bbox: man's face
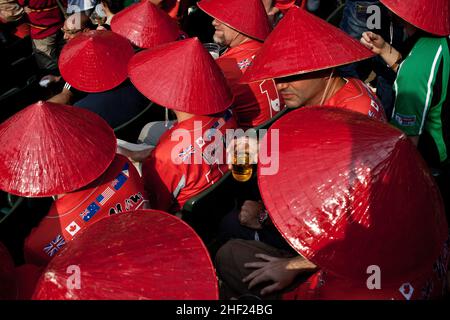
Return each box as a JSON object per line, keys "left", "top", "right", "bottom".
{"left": 212, "top": 19, "right": 240, "bottom": 47}
{"left": 62, "top": 15, "right": 87, "bottom": 41}
{"left": 275, "top": 71, "right": 330, "bottom": 108}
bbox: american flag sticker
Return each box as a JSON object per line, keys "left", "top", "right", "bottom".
{"left": 43, "top": 234, "right": 66, "bottom": 257}
{"left": 96, "top": 187, "right": 115, "bottom": 206}
{"left": 65, "top": 221, "right": 81, "bottom": 237}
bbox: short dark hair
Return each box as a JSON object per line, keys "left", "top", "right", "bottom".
{"left": 102, "top": 0, "right": 125, "bottom": 14}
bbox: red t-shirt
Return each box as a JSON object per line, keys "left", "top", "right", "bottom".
{"left": 217, "top": 39, "right": 284, "bottom": 129}
{"left": 324, "top": 78, "right": 386, "bottom": 121}
{"left": 17, "top": 0, "right": 65, "bottom": 39}
{"left": 283, "top": 237, "right": 449, "bottom": 300}
{"left": 142, "top": 111, "right": 237, "bottom": 212}
{"left": 24, "top": 154, "right": 148, "bottom": 266}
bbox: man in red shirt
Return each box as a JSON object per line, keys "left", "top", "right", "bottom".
{"left": 0, "top": 101, "right": 148, "bottom": 266}
{"left": 198, "top": 0, "right": 283, "bottom": 129}
{"left": 17, "top": 0, "right": 65, "bottom": 72}
{"left": 128, "top": 38, "right": 237, "bottom": 213}
{"left": 241, "top": 6, "right": 385, "bottom": 121}
{"left": 219, "top": 6, "right": 387, "bottom": 250}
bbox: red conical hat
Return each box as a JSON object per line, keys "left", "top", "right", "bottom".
{"left": 381, "top": 0, "right": 450, "bottom": 36}
{"left": 111, "top": 1, "right": 181, "bottom": 49}
{"left": 198, "top": 0, "right": 271, "bottom": 41}
{"left": 241, "top": 6, "right": 375, "bottom": 83}
{"left": 128, "top": 37, "right": 233, "bottom": 115}
{"left": 0, "top": 101, "right": 116, "bottom": 197}
{"left": 258, "top": 107, "right": 448, "bottom": 283}
{"left": 33, "top": 210, "right": 218, "bottom": 300}
{"left": 58, "top": 30, "right": 134, "bottom": 93}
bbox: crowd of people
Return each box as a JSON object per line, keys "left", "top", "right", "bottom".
{"left": 0, "top": 0, "right": 449, "bottom": 300}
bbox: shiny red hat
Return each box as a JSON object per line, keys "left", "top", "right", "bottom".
{"left": 241, "top": 6, "right": 375, "bottom": 83}
{"left": 0, "top": 242, "right": 16, "bottom": 300}
{"left": 198, "top": 0, "right": 271, "bottom": 41}
{"left": 111, "top": 1, "right": 181, "bottom": 49}
{"left": 381, "top": 0, "right": 450, "bottom": 36}
{"left": 258, "top": 107, "right": 448, "bottom": 283}
{"left": 0, "top": 101, "right": 116, "bottom": 197}
{"left": 58, "top": 30, "right": 134, "bottom": 93}
{"left": 128, "top": 37, "right": 233, "bottom": 115}
{"left": 33, "top": 210, "right": 218, "bottom": 300}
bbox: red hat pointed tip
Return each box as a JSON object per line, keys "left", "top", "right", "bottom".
{"left": 58, "top": 30, "right": 134, "bottom": 93}
{"left": 128, "top": 38, "right": 232, "bottom": 115}
{"left": 111, "top": 1, "right": 180, "bottom": 49}
{"left": 0, "top": 102, "right": 116, "bottom": 197}
{"left": 241, "top": 7, "right": 375, "bottom": 83}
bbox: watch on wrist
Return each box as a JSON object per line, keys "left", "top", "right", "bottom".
{"left": 258, "top": 209, "right": 269, "bottom": 226}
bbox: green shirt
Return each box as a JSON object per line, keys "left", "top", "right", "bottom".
{"left": 391, "top": 36, "right": 450, "bottom": 164}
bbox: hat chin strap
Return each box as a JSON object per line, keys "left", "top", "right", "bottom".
{"left": 319, "top": 69, "right": 335, "bottom": 106}
{"left": 165, "top": 108, "right": 170, "bottom": 127}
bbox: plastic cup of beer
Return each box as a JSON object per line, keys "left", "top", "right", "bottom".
{"left": 232, "top": 152, "right": 253, "bottom": 182}
{"left": 203, "top": 42, "right": 221, "bottom": 60}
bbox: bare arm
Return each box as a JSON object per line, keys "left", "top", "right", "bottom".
{"left": 360, "top": 31, "right": 402, "bottom": 73}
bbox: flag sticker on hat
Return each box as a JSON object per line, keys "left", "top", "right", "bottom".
{"left": 43, "top": 234, "right": 66, "bottom": 257}
{"left": 65, "top": 221, "right": 81, "bottom": 237}
{"left": 399, "top": 283, "right": 414, "bottom": 300}
{"left": 122, "top": 162, "right": 130, "bottom": 177}
{"left": 111, "top": 164, "right": 129, "bottom": 191}
{"left": 80, "top": 202, "right": 101, "bottom": 222}
{"left": 96, "top": 187, "right": 115, "bottom": 206}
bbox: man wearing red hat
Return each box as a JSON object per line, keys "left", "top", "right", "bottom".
{"left": 0, "top": 102, "right": 148, "bottom": 266}
{"left": 360, "top": 0, "right": 450, "bottom": 214}
{"left": 241, "top": 7, "right": 386, "bottom": 121}
{"left": 128, "top": 38, "right": 237, "bottom": 213}
{"left": 216, "top": 107, "right": 449, "bottom": 300}
{"left": 48, "top": 30, "right": 150, "bottom": 129}
{"left": 219, "top": 7, "right": 387, "bottom": 248}
{"left": 198, "top": 0, "right": 284, "bottom": 129}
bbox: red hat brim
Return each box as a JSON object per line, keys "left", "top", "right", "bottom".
{"left": 258, "top": 107, "right": 448, "bottom": 282}
{"left": 241, "top": 7, "right": 374, "bottom": 83}
{"left": 32, "top": 209, "right": 219, "bottom": 300}
{"left": 128, "top": 37, "right": 233, "bottom": 115}
{"left": 111, "top": 1, "right": 180, "bottom": 49}
{"left": 381, "top": 0, "right": 450, "bottom": 36}
{"left": 59, "top": 30, "right": 134, "bottom": 93}
{"left": 0, "top": 101, "right": 116, "bottom": 197}
{"left": 198, "top": 0, "right": 271, "bottom": 41}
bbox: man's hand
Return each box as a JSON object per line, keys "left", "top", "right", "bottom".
{"left": 243, "top": 254, "right": 317, "bottom": 296}
{"left": 360, "top": 31, "right": 388, "bottom": 55}
{"left": 239, "top": 200, "right": 265, "bottom": 230}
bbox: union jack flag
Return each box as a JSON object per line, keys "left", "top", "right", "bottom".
{"left": 96, "top": 187, "right": 115, "bottom": 206}
{"left": 43, "top": 234, "right": 66, "bottom": 257}
{"left": 237, "top": 58, "right": 252, "bottom": 70}
{"left": 178, "top": 145, "right": 195, "bottom": 162}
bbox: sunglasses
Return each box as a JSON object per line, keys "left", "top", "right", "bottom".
{"left": 61, "top": 27, "right": 83, "bottom": 35}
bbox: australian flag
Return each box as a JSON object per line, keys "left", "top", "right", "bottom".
{"left": 80, "top": 202, "right": 100, "bottom": 222}
{"left": 43, "top": 234, "right": 66, "bottom": 257}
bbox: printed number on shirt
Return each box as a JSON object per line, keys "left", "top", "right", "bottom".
{"left": 260, "top": 80, "right": 281, "bottom": 114}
